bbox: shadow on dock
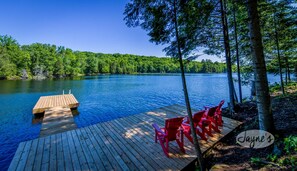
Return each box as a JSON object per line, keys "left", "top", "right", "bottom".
{"left": 10, "top": 104, "right": 242, "bottom": 171}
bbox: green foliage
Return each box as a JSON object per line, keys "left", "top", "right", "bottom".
{"left": 251, "top": 136, "right": 297, "bottom": 169}
{"left": 259, "top": 0, "right": 297, "bottom": 78}
{"left": 225, "top": 0, "right": 297, "bottom": 78}
{"left": 267, "top": 154, "right": 278, "bottom": 162}
{"left": 251, "top": 157, "right": 264, "bottom": 166}
{"left": 124, "top": 0, "right": 214, "bottom": 58}
{"left": 270, "top": 81, "right": 297, "bottom": 93}
{"left": 284, "top": 136, "right": 297, "bottom": 154}
{"left": 278, "top": 156, "right": 297, "bottom": 167}
{"left": 0, "top": 35, "right": 27, "bottom": 79}
{"left": 0, "top": 59, "right": 17, "bottom": 78}
{"left": 270, "top": 82, "right": 281, "bottom": 93}
{"left": 0, "top": 35, "right": 227, "bottom": 80}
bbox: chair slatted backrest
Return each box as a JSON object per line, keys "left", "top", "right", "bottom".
{"left": 193, "top": 110, "right": 206, "bottom": 123}
{"left": 165, "top": 117, "right": 184, "bottom": 141}
{"left": 216, "top": 100, "right": 225, "bottom": 114}
{"left": 218, "top": 100, "right": 225, "bottom": 107}
{"left": 207, "top": 106, "right": 217, "bottom": 117}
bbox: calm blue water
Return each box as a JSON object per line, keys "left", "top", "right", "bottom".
{"left": 0, "top": 73, "right": 284, "bottom": 170}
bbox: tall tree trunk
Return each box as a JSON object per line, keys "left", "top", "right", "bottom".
{"left": 247, "top": 0, "right": 275, "bottom": 132}
{"left": 233, "top": 87, "right": 238, "bottom": 103}
{"left": 285, "top": 56, "right": 290, "bottom": 82}
{"left": 285, "top": 64, "right": 288, "bottom": 85}
{"left": 283, "top": 56, "right": 288, "bottom": 85}
{"left": 173, "top": 1, "right": 205, "bottom": 170}
{"left": 220, "top": 0, "right": 235, "bottom": 110}
{"left": 233, "top": 0, "right": 242, "bottom": 103}
{"left": 274, "top": 12, "right": 285, "bottom": 94}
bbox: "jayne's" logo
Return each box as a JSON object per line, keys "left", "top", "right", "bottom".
{"left": 236, "top": 130, "right": 275, "bottom": 148}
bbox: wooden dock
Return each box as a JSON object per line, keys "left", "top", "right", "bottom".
{"left": 9, "top": 104, "right": 242, "bottom": 171}
{"left": 33, "top": 94, "right": 79, "bottom": 137}
{"left": 40, "top": 107, "right": 77, "bottom": 137}
{"left": 32, "top": 94, "right": 79, "bottom": 114}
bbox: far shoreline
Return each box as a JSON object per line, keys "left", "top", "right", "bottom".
{"left": 1, "top": 72, "right": 231, "bottom": 81}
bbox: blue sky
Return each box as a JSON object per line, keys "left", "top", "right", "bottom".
{"left": 0, "top": 0, "right": 220, "bottom": 61}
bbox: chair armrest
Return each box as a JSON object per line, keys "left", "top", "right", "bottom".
{"left": 182, "top": 122, "right": 190, "bottom": 127}
{"left": 201, "top": 118, "right": 211, "bottom": 123}
{"left": 201, "top": 118, "right": 208, "bottom": 121}
{"left": 178, "top": 126, "right": 184, "bottom": 131}
{"left": 181, "top": 122, "right": 191, "bottom": 133}
{"left": 152, "top": 123, "right": 166, "bottom": 135}
{"left": 215, "top": 111, "right": 222, "bottom": 115}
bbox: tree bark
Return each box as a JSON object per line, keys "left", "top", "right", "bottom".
{"left": 247, "top": 0, "right": 275, "bottom": 132}
{"left": 274, "top": 12, "right": 285, "bottom": 94}
{"left": 233, "top": 0, "right": 242, "bottom": 103}
{"left": 173, "top": 1, "right": 205, "bottom": 170}
{"left": 220, "top": 0, "right": 235, "bottom": 110}
{"left": 285, "top": 56, "right": 290, "bottom": 83}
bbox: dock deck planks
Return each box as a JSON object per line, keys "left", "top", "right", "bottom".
{"left": 39, "top": 107, "right": 77, "bottom": 137}
{"left": 32, "top": 94, "right": 79, "bottom": 114}
{"left": 33, "top": 94, "right": 79, "bottom": 137}
{"left": 9, "top": 105, "right": 242, "bottom": 171}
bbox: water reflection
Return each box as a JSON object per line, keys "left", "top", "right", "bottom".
{"left": 0, "top": 78, "right": 86, "bottom": 94}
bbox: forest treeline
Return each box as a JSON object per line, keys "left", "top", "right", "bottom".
{"left": 0, "top": 35, "right": 227, "bottom": 80}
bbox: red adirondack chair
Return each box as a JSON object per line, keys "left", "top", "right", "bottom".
{"left": 182, "top": 110, "right": 213, "bottom": 143}
{"left": 204, "top": 100, "right": 225, "bottom": 133}
{"left": 152, "top": 117, "right": 185, "bottom": 157}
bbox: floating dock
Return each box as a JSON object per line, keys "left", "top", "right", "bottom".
{"left": 32, "top": 94, "right": 79, "bottom": 114}
{"left": 9, "top": 104, "right": 242, "bottom": 171}
{"left": 32, "top": 94, "right": 79, "bottom": 137}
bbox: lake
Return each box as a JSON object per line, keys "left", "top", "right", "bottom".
{"left": 0, "top": 73, "right": 284, "bottom": 169}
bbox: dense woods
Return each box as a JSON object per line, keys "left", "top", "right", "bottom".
{"left": 0, "top": 35, "right": 227, "bottom": 80}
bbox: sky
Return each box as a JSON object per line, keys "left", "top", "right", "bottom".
{"left": 0, "top": 0, "right": 220, "bottom": 61}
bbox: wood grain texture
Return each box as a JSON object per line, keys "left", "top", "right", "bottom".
{"left": 33, "top": 94, "right": 79, "bottom": 114}
{"left": 39, "top": 107, "right": 77, "bottom": 137}
{"left": 10, "top": 105, "right": 242, "bottom": 171}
